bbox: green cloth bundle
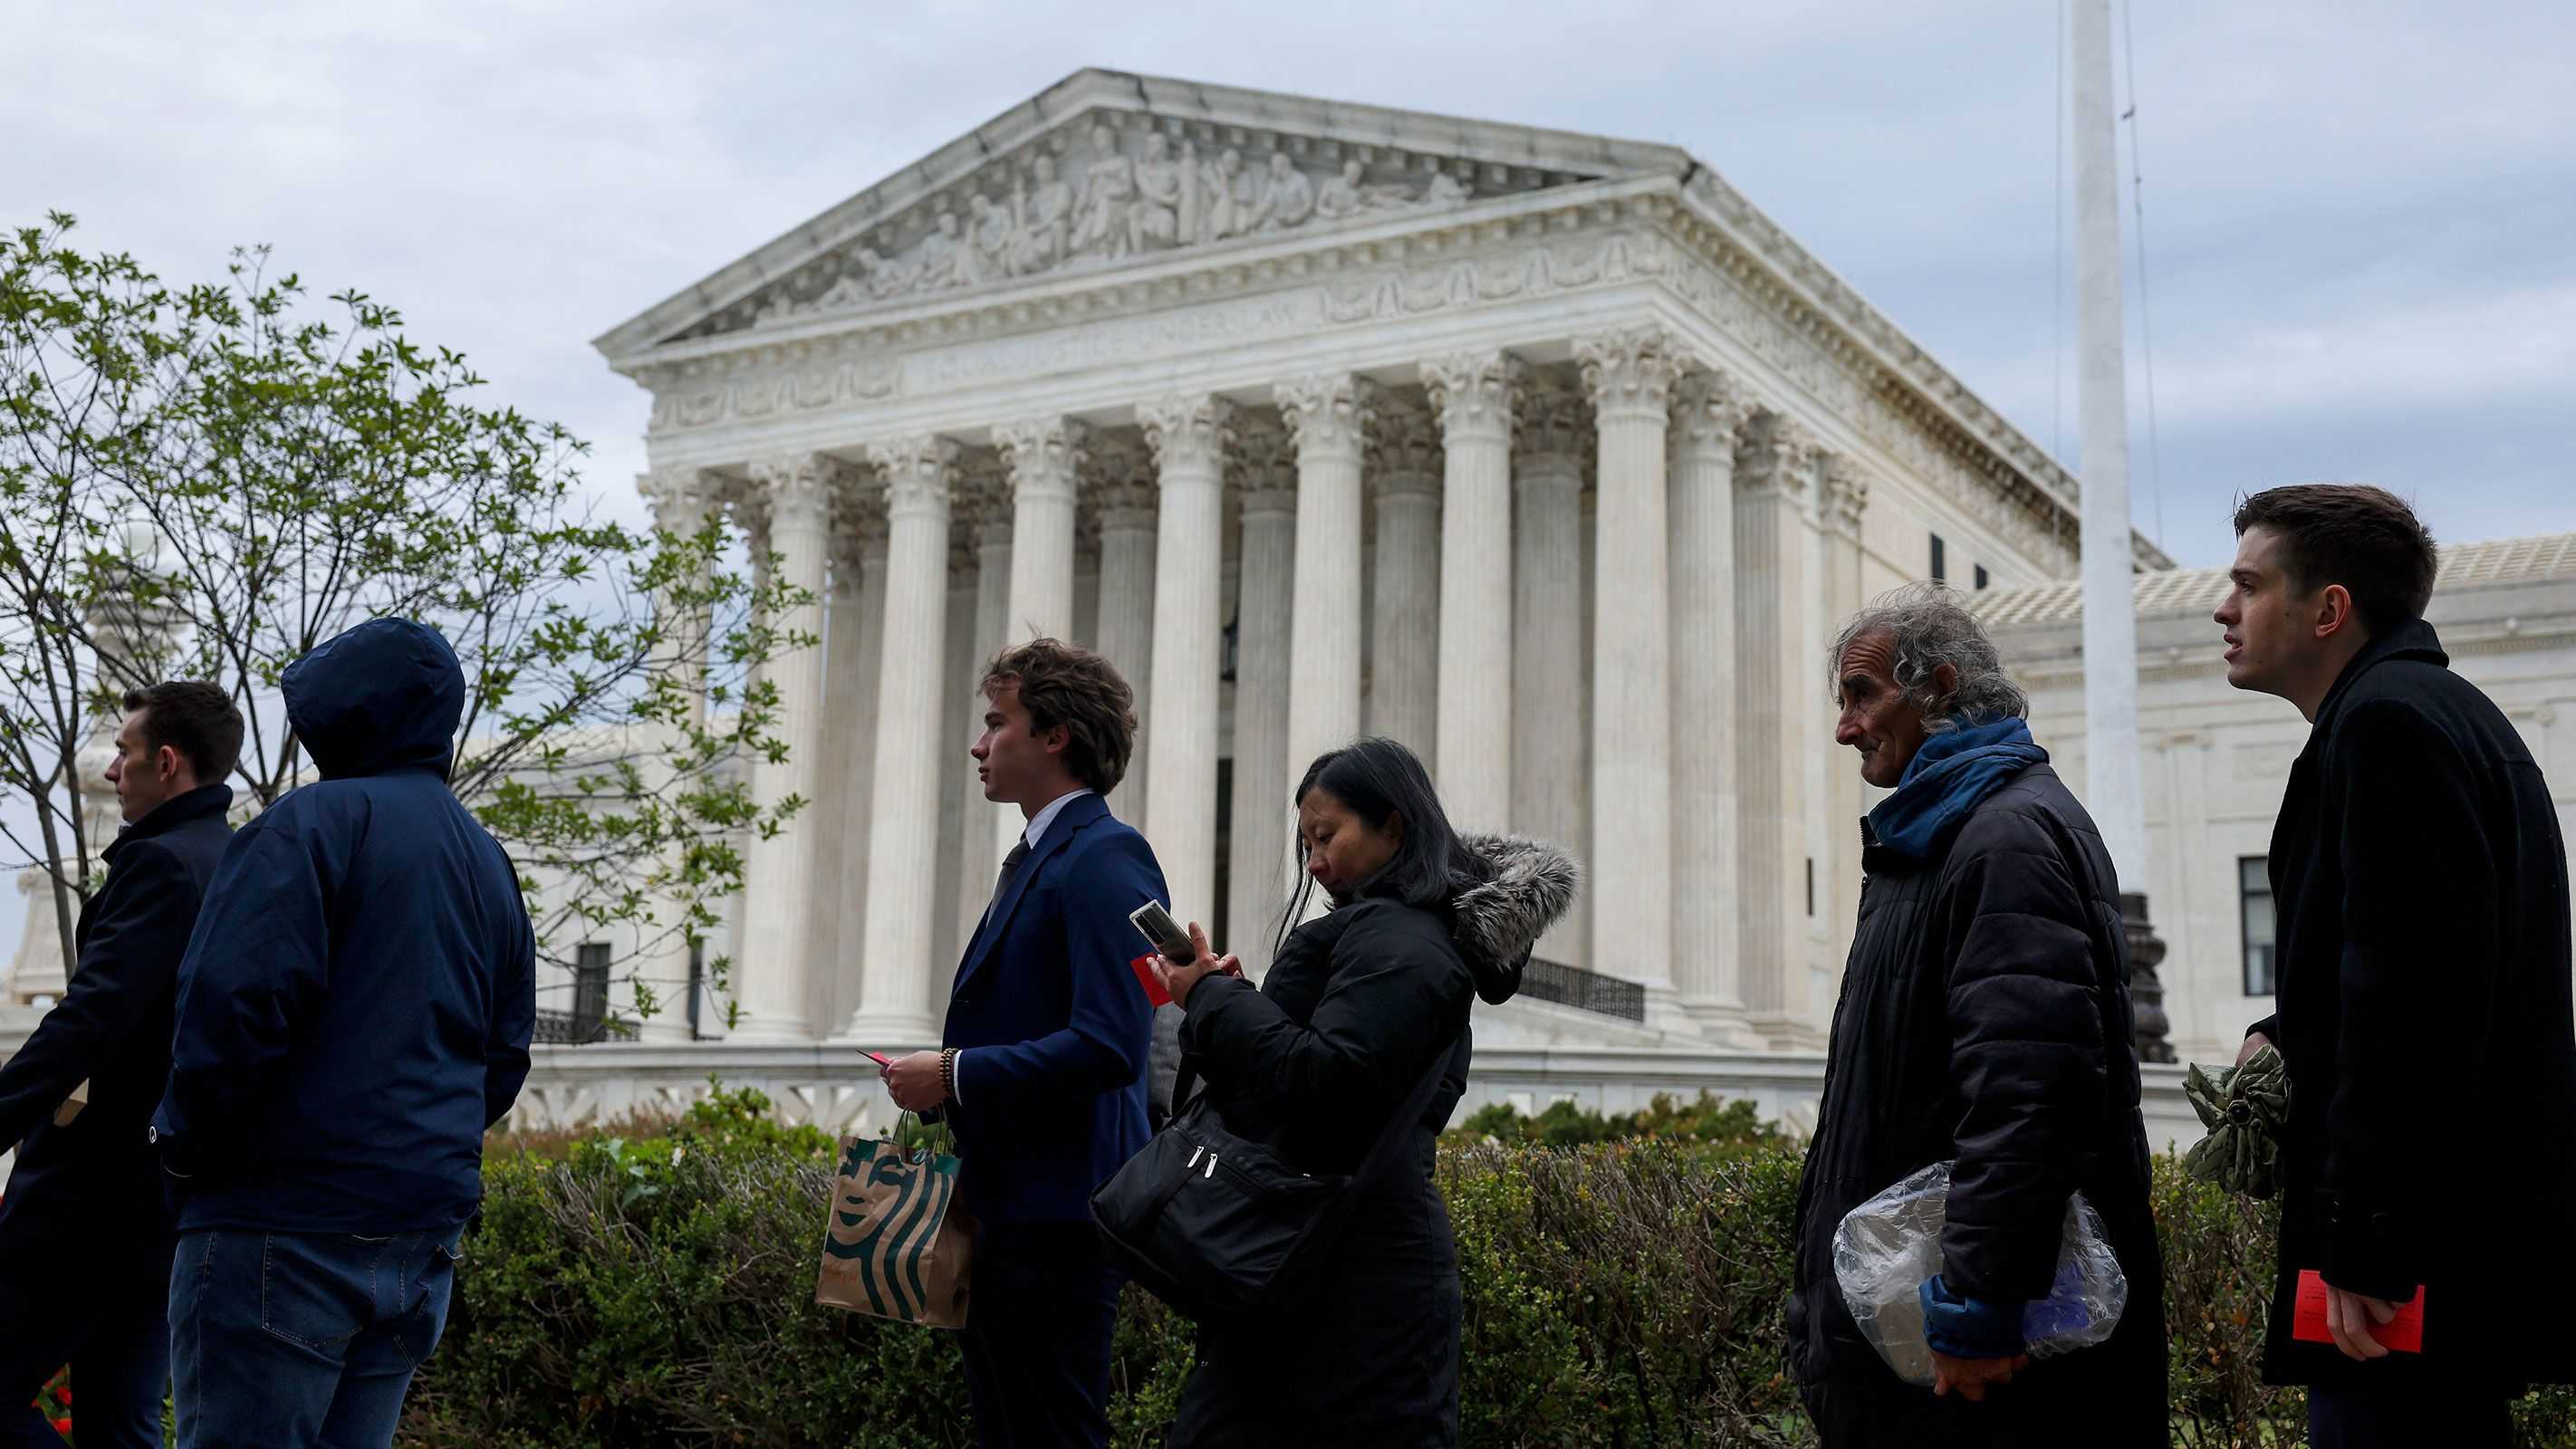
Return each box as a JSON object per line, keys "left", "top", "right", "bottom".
{"left": 2181, "top": 1044, "right": 2290, "bottom": 1199}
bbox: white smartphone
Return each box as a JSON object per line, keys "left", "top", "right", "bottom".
{"left": 1129, "top": 900, "right": 1195, "bottom": 963}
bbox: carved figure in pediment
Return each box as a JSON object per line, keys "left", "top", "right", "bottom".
{"left": 1425, "top": 171, "right": 1474, "bottom": 206}
{"left": 1070, "top": 124, "right": 1137, "bottom": 259}
{"left": 1314, "top": 159, "right": 1369, "bottom": 222}
{"left": 1131, "top": 132, "right": 1185, "bottom": 253}
{"left": 1254, "top": 153, "right": 1315, "bottom": 233}
{"left": 968, "top": 192, "right": 1015, "bottom": 283}
{"left": 917, "top": 210, "right": 969, "bottom": 290}
{"left": 1014, "top": 154, "right": 1075, "bottom": 273}
{"left": 1197, "top": 148, "right": 1248, "bottom": 243}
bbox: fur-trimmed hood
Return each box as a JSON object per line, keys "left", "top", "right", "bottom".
{"left": 1450, "top": 834, "right": 1581, "bottom": 1004}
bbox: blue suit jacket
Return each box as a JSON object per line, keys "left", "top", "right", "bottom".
{"left": 943, "top": 792, "right": 1165, "bottom": 1225}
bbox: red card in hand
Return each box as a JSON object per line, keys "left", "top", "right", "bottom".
{"left": 1130, "top": 954, "right": 1174, "bottom": 1008}
{"left": 2291, "top": 1270, "right": 2424, "bottom": 1353}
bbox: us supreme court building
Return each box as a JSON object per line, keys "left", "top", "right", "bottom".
{"left": 15, "top": 71, "right": 2572, "bottom": 1146}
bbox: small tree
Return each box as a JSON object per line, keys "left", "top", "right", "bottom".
{"left": 1, "top": 214, "right": 809, "bottom": 1024}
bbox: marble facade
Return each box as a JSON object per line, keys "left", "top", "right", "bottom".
{"left": 586, "top": 69, "right": 2171, "bottom": 1070}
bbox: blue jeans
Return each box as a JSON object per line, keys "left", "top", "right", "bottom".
{"left": 169, "top": 1227, "right": 462, "bottom": 1449}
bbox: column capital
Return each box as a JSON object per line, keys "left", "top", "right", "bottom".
{"left": 1081, "top": 431, "right": 1158, "bottom": 523}
{"left": 1367, "top": 391, "right": 1443, "bottom": 494}
{"left": 1514, "top": 372, "right": 1591, "bottom": 468}
{"left": 1274, "top": 373, "right": 1377, "bottom": 462}
{"left": 1668, "top": 369, "right": 1757, "bottom": 463}
{"left": 638, "top": 465, "right": 716, "bottom": 530}
{"left": 995, "top": 417, "right": 1091, "bottom": 504}
{"left": 1820, "top": 452, "right": 1872, "bottom": 539}
{"left": 1734, "top": 413, "right": 1819, "bottom": 500}
{"left": 1420, "top": 350, "right": 1522, "bottom": 445}
{"left": 1574, "top": 326, "right": 1679, "bottom": 420}
{"left": 831, "top": 489, "right": 889, "bottom": 571}
{"left": 1138, "top": 393, "right": 1235, "bottom": 475}
{"left": 866, "top": 435, "right": 960, "bottom": 518}
{"left": 748, "top": 453, "right": 837, "bottom": 523}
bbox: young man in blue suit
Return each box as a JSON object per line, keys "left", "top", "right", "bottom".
{"left": 880, "top": 637, "right": 1167, "bottom": 1449}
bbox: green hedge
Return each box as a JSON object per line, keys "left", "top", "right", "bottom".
{"left": 399, "top": 1089, "right": 2573, "bottom": 1448}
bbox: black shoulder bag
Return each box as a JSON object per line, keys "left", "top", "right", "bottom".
{"left": 1090, "top": 1029, "right": 1459, "bottom": 1321}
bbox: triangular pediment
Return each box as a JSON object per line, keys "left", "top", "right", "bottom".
{"left": 596, "top": 69, "right": 1688, "bottom": 360}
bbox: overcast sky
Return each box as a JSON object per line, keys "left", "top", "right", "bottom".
{"left": 5, "top": 0, "right": 2571, "bottom": 951}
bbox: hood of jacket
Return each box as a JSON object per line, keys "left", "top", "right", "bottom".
{"left": 283, "top": 618, "right": 466, "bottom": 781}
{"left": 1450, "top": 833, "right": 1581, "bottom": 1004}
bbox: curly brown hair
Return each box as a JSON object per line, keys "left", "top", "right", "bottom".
{"left": 978, "top": 638, "right": 1139, "bottom": 796}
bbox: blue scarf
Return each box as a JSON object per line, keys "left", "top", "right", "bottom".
{"left": 1865, "top": 717, "right": 2048, "bottom": 859}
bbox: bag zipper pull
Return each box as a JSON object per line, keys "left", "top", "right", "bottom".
{"left": 1203, "top": 1153, "right": 1218, "bottom": 1179}
{"left": 1186, "top": 1146, "right": 1204, "bottom": 1169}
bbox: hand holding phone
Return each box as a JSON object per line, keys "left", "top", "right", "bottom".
{"left": 1129, "top": 900, "right": 1195, "bottom": 963}
{"left": 861, "top": 1049, "right": 893, "bottom": 1070}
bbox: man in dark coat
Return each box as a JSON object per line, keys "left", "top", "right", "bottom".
{"left": 2215, "top": 485, "right": 2574, "bottom": 1446}
{"left": 0, "top": 681, "right": 240, "bottom": 1449}
{"left": 878, "top": 638, "right": 1166, "bottom": 1449}
{"left": 151, "top": 619, "right": 535, "bottom": 1449}
{"left": 1787, "top": 582, "right": 2166, "bottom": 1447}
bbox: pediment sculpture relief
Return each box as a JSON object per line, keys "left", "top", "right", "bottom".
{"left": 739, "top": 123, "right": 1508, "bottom": 333}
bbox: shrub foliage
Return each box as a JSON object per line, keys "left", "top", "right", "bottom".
{"left": 406, "top": 1088, "right": 2573, "bottom": 1447}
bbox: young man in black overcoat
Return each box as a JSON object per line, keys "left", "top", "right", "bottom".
{"left": 2216, "top": 485, "right": 2575, "bottom": 1446}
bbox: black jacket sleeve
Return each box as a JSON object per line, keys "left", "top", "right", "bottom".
{"left": 2320, "top": 699, "right": 2487, "bottom": 1299}
{"left": 1937, "top": 811, "right": 2110, "bottom": 1303}
{"left": 0, "top": 841, "right": 193, "bottom": 1149}
{"left": 1183, "top": 906, "right": 1468, "bottom": 1131}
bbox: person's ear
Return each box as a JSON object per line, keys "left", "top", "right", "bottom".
{"left": 1384, "top": 811, "right": 1406, "bottom": 849}
{"left": 1044, "top": 722, "right": 1071, "bottom": 756}
{"left": 156, "top": 744, "right": 183, "bottom": 782}
{"left": 2316, "top": 584, "right": 2356, "bottom": 641}
{"left": 1931, "top": 661, "right": 1960, "bottom": 701}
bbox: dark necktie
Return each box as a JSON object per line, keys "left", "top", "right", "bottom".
{"left": 985, "top": 836, "right": 1031, "bottom": 923}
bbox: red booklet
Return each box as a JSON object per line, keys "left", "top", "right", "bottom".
{"left": 1130, "top": 954, "right": 1174, "bottom": 1008}
{"left": 2291, "top": 1270, "right": 2424, "bottom": 1353}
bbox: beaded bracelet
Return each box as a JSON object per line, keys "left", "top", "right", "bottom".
{"left": 939, "top": 1047, "right": 958, "bottom": 1100}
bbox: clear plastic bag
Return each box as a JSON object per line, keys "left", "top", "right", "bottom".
{"left": 1831, "top": 1160, "right": 2128, "bottom": 1387}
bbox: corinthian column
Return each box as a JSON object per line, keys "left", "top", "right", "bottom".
{"left": 1816, "top": 454, "right": 1873, "bottom": 991}
{"left": 1421, "top": 350, "right": 1520, "bottom": 831}
{"left": 1087, "top": 434, "right": 1158, "bottom": 825}
{"left": 1368, "top": 394, "right": 1442, "bottom": 764}
{"left": 828, "top": 505, "right": 891, "bottom": 1032}
{"left": 1228, "top": 417, "right": 1299, "bottom": 974}
{"left": 734, "top": 454, "right": 835, "bottom": 1041}
{"left": 957, "top": 481, "right": 1014, "bottom": 944}
{"left": 995, "top": 417, "right": 1088, "bottom": 645}
{"left": 995, "top": 417, "right": 1085, "bottom": 864}
{"left": 1575, "top": 327, "right": 1680, "bottom": 1018}
{"left": 1510, "top": 376, "right": 1589, "bottom": 964}
{"left": 841, "top": 436, "right": 957, "bottom": 1044}
{"left": 1275, "top": 375, "right": 1372, "bottom": 777}
{"left": 1138, "top": 393, "right": 1234, "bottom": 924}
{"left": 1733, "top": 416, "right": 1821, "bottom": 1048}
{"left": 1668, "top": 369, "right": 1759, "bottom": 1041}
{"left": 633, "top": 467, "right": 716, "bottom": 1041}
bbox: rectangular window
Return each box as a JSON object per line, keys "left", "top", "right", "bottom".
{"left": 1805, "top": 857, "right": 1815, "bottom": 917}
{"left": 1929, "top": 533, "right": 1947, "bottom": 582}
{"left": 1974, "top": 564, "right": 1991, "bottom": 591}
{"left": 574, "top": 942, "right": 611, "bottom": 1041}
{"left": 2239, "top": 857, "right": 2276, "bottom": 995}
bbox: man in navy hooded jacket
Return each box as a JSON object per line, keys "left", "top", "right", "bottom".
{"left": 152, "top": 619, "right": 535, "bottom": 1449}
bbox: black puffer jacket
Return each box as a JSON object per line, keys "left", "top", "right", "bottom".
{"left": 1786, "top": 760, "right": 2166, "bottom": 1439}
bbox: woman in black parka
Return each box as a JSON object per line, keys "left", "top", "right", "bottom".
{"left": 1154, "top": 738, "right": 1577, "bottom": 1448}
